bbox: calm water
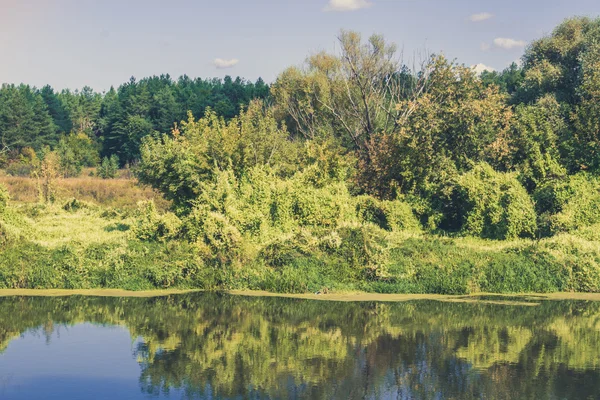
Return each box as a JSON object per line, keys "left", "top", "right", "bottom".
{"left": 0, "top": 294, "right": 599, "bottom": 399}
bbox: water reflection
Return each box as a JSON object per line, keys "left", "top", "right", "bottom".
{"left": 0, "top": 294, "right": 600, "bottom": 399}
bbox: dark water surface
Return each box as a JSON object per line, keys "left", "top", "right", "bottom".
{"left": 0, "top": 294, "right": 599, "bottom": 399}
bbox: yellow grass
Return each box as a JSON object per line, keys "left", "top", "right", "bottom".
{"left": 28, "top": 206, "right": 130, "bottom": 248}
{"left": 0, "top": 174, "right": 169, "bottom": 209}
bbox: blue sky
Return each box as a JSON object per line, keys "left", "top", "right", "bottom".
{"left": 1, "top": 0, "right": 598, "bottom": 91}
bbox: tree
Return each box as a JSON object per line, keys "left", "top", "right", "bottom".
{"left": 56, "top": 132, "right": 100, "bottom": 177}
{"left": 136, "top": 100, "right": 293, "bottom": 209}
{"left": 358, "top": 56, "right": 513, "bottom": 198}
{"left": 272, "top": 30, "right": 430, "bottom": 149}
{"left": 515, "top": 17, "right": 600, "bottom": 172}
{"left": 494, "top": 95, "right": 566, "bottom": 191}
{"left": 98, "top": 155, "right": 119, "bottom": 179}
{"left": 40, "top": 85, "right": 72, "bottom": 133}
{"left": 480, "top": 62, "right": 525, "bottom": 97}
{"left": 0, "top": 84, "right": 56, "bottom": 152}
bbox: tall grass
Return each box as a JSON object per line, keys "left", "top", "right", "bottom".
{"left": 0, "top": 174, "right": 169, "bottom": 209}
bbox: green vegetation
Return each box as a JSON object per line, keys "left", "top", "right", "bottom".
{"left": 0, "top": 76, "right": 269, "bottom": 172}
{"left": 2, "top": 17, "right": 600, "bottom": 294}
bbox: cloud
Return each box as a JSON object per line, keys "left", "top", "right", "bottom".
{"left": 493, "top": 38, "right": 526, "bottom": 50}
{"left": 469, "top": 12, "right": 493, "bottom": 22}
{"left": 213, "top": 58, "right": 239, "bottom": 69}
{"left": 471, "top": 63, "right": 495, "bottom": 74}
{"left": 324, "top": 0, "right": 373, "bottom": 12}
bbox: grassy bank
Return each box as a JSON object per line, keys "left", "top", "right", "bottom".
{"left": 1, "top": 193, "right": 600, "bottom": 295}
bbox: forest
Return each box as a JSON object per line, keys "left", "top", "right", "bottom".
{"left": 1, "top": 16, "right": 600, "bottom": 294}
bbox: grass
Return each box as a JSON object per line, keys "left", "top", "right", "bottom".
{"left": 0, "top": 173, "right": 170, "bottom": 210}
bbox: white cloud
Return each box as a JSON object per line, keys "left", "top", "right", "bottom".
{"left": 480, "top": 42, "right": 491, "bottom": 51}
{"left": 213, "top": 58, "right": 239, "bottom": 69}
{"left": 493, "top": 38, "right": 526, "bottom": 50}
{"left": 471, "top": 63, "right": 495, "bottom": 74}
{"left": 324, "top": 0, "right": 372, "bottom": 12}
{"left": 469, "top": 12, "right": 493, "bottom": 22}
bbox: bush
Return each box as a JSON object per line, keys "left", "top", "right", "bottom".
{"left": 534, "top": 173, "right": 600, "bottom": 236}
{"left": 5, "top": 162, "right": 35, "bottom": 177}
{"left": 334, "top": 224, "right": 390, "bottom": 279}
{"left": 181, "top": 205, "right": 244, "bottom": 264}
{"left": 290, "top": 184, "right": 347, "bottom": 228}
{"left": 259, "top": 230, "right": 317, "bottom": 268}
{"left": 133, "top": 201, "right": 182, "bottom": 242}
{"left": 443, "top": 163, "right": 537, "bottom": 240}
{"left": 355, "top": 196, "right": 420, "bottom": 232}
{"left": 0, "top": 184, "right": 8, "bottom": 213}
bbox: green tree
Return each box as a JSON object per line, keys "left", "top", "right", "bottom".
{"left": 97, "top": 155, "right": 120, "bottom": 179}
{"left": 360, "top": 56, "right": 512, "bottom": 198}
{"left": 136, "top": 100, "right": 293, "bottom": 209}
{"left": 56, "top": 132, "right": 100, "bottom": 177}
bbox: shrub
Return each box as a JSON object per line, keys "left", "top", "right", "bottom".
{"left": 259, "top": 230, "right": 317, "bottom": 268}
{"left": 181, "top": 205, "right": 244, "bottom": 264}
{"left": 291, "top": 185, "right": 345, "bottom": 228}
{"left": 5, "top": 162, "right": 35, "bottom": 177}
{"left": 443, "top": 163, "right": 537, "bottom": 239}
{"left": 0, "top": 184, "right": 8, "bottom": 213}
{"left": 62, "top": 198, "right": 91, "bottom": 212}
{"left": 334, "top": 224, "right": 390, "bottom": 279}
{"left": 355, "top": 196, "right": 420, "bottom": 232}
{"left": 133, "top": 201, "right": 182, "bottom": 242}
{"left": 534, "top": 173, "right": 600, "bottom": 235}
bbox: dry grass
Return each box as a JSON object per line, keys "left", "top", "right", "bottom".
{"left": 0, "top": 173, "right": 170, "bottom": 209}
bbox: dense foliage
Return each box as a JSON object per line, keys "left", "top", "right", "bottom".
{"left": 0, "top": 75, "right": 269, "bottom": 171}
{"left": 2, "top": 17, "right": 600, "bottom": 294}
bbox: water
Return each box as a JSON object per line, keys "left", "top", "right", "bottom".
{"left": 0, "top": 294, "right": 599, "bottom": 399}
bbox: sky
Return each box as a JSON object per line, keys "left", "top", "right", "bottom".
{"left": 1, "top": 0, "right": 599, "bottom": 91}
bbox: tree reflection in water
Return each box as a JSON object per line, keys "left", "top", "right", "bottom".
{"left": 1, "top": 293, "right": 599, "bottom": 399}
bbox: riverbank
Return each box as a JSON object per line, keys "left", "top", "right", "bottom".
{"left": 1, "top": 289, "right": 600, "bottom": 304}
{"left": 2, "top": 196, "right": 600, "bottom": 295}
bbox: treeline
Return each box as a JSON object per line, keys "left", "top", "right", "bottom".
{"left": 0, "top": 75, "right": 269, "bottom": 173}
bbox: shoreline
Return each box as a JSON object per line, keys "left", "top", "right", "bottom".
{"left": 0, "top": 289, "right": 599, "bottom": 303}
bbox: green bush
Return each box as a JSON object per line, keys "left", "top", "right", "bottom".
{"left": 534, "top": 173, "right": 600, "bottom": 235}
{"left": 63, "top": 198, "right": 90, "bottom": 212}
{"left": 334, "top": 224, "right": 390, "bottom": 280}
{"left": 181, "top": 205, "right": 244, "bottom": 264}
{"left": 259, "top": 230, "right": 317, "bottom": 268}
{"left": 291, "top": 184, "right": 346, "bottom": 228}
{"left": 355, "top": 196, "right": 420, "bottom": 232}
{"left": 133, "top": 201, "right": 182, "bottom": 242}
{"left": 0, "top": 184, "right": 8, "bottom": 213}
{"left": 5, "top": 162, "right": 35, "bottom": 177}
{"left": 444, "top": 163, "right": 537, "bottom": 240}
